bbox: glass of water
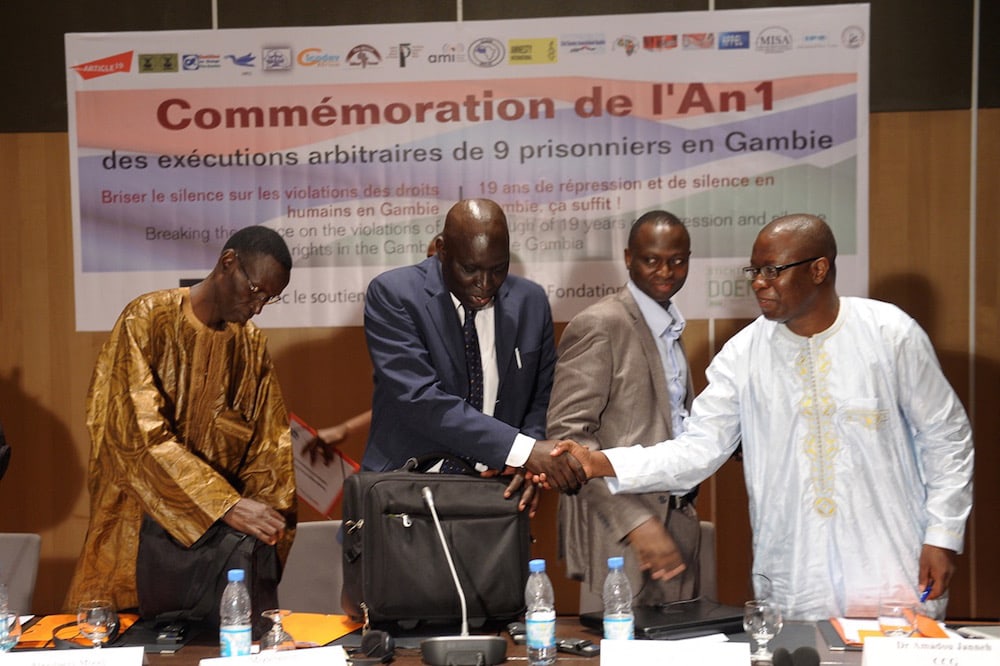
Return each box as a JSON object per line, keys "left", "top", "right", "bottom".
{"left": 0, "top": 612, "right": 22, "bottom": 652}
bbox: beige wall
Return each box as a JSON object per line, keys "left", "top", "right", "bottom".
{"left": 1, "top": 109, "right": 997, "bottom": 616}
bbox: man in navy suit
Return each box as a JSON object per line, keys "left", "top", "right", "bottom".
{"left": 362, "top": 198, "right": 585, "bottom": 498}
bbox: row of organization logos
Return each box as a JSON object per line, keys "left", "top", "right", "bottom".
{"left": 71, "top": 25, "right": 865, "bottom": 80}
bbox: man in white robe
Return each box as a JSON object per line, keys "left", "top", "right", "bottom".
{"left": 554, "top": 214, "right": 974, "bottom": 620}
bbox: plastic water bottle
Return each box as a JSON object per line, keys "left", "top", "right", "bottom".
{"left": 603, "top": 556, "right": 634, "bottom": 640}
{"left": 219, "top": 568, "right": 252, "bottom": 656}
{"left": 524, "top": 558, "right": 556, "bottom": 666}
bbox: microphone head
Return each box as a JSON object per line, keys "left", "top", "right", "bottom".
{"left": 771, "top": 647, "right": 793, "bottom": 666}
{"left": 792, "top": 646, "right": 820, "bottom": 666}
{"left": 421, "top": 485, "right": 434, "bottom": 506}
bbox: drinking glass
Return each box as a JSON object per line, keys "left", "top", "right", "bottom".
{"left": 260, "top": 609, "right": 295, "bottom": 651}
{"left": 878, "top": 599, "right": 916, "bottom": 637}
{"left": 0, "top": 612, "right": 21, "bottom": 652}
{"left": 743, "top": 599, "right": 783, "bottom": 662}
{"left": 76, "top": 599, "right": 119, "bottom": 648}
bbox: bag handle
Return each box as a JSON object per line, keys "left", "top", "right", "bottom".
{"left": 402, "top": 454, "right": 480, "bottom": 475}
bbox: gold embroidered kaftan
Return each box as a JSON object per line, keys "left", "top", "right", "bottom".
{"left": 66, "top": 288, "right": 296, "bottom": 610}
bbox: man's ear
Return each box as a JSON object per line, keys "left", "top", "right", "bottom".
{"left": 812, "top": 257, "right": 831, "bottom": 283}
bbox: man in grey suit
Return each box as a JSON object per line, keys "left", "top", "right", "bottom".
{"left": 547, "top": 211, "right": 699, "bottom": 611}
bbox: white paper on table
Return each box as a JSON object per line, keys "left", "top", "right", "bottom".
{"left": 862, "top": 636, "right": 996, "bottom": 665}
{"left": 200, "top": 645, "right": 348, "bottom": 666}
{"left": 600, "top": 638, "right": 749, "bottom": 665}
{"left": 5, "top": 646, "right": 144, "bottom": 666}
{"left": 289, "top": 413, "right": 359, "bottom": 516}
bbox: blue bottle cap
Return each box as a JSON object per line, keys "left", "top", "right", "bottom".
{"left": 529, "top": 559, "right": 546, "bottom": 573}
{"left": 228, "top": 569, "right": 246, "bottom": 582}
{"left": 608, "top": 556, "right": 624, "bottom": 569}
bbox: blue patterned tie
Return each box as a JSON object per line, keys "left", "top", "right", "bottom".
{"left": 463, "top": 306, "right": 484, "bottom": 412}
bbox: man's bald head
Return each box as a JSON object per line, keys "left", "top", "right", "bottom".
{"left": 437, "top": 199, "right": 511, "bottom": 311}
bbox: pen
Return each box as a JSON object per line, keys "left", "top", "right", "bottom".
{"left": 919, "top": 582, "right": 933, "bottom": 603}
{"left": 515, "top": 347, "right": 522, "bottom": 369}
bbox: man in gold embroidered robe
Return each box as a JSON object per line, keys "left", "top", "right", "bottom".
{"left": 66, "top": 226, "right": 297, "bottom": 610}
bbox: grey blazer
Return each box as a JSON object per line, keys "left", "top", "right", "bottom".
{"left": 547, "top": 287, "right": 700, "bottom": 604}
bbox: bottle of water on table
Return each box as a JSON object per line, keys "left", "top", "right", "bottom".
{"left": 219, "top": 568, "right": 252, "bottom": 657}
{"left": 525, "top": 558, "right": 556, "bottom": 666}
{"left": 603, "top": 556, "right": 634, "bottom": 640}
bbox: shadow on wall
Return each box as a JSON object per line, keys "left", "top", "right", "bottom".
{"left": 870, "top": 272, "right": 1000, "bottom": 618}
{"left": 0, "top": 367, "right": 84, "bottom": 530}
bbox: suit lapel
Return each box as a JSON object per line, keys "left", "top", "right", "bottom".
{"left": 423, "top": 259, "right": 466, "bottom": 380}
{"left": 620, "top": 289, "right": 675, "bottom": 432}
{"left": 494, "top": 281, "right": 515, "bottom": 393}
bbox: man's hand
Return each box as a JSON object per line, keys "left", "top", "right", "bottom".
{"left": 525, "top": 440, "right": 588, "bottom": 493}
{"left": 497, "top": 467, "right": 541, "bottom": 517}
{"left": 222, "top": 498, "right": 287, "bottom": 546}
{"left": 304, "top": 429, "right": 342, "bottom": 466}
{"left": 549, "top": 440, "right": 615, "bottom": 482}
{"left": 918, "top": 544, "right": 956, "bottom": 600}
{"left": 628, "top": 517, "right": 687, "bottom": 581}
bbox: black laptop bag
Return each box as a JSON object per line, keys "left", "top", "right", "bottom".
{"left": 341, "top": 464, "right": 531, "bottom": 627}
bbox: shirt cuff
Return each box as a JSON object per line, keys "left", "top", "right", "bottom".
{"left": 504, "top": 433, "right": 535, "bottom": 468}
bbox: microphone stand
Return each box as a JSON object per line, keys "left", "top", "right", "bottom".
{"left": 419, "top": 486, "right": 508, "bottom": 666}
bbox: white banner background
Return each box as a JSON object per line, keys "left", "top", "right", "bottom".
{"left": 65, "top": 4, "right": 869, "bottom": 330}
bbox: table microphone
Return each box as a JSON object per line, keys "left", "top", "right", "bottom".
{"left": 771, "top": 647, "right": 792, "bottom": 666}
{"left": 792, "top": 646, "right": 821, "bottom": 666}
{"left": 419, "top": 486, "right": 507, "bottom": 666}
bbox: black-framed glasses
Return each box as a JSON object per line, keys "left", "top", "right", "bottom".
{"left": 742, "top": 256, "right": 821, "bottom": 281}
{"left": 234, "top": 254, "right": 282, "bottom": 305}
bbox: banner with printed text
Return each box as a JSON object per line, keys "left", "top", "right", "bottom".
{"left": 65, "top": 4, "right": 869, "bottom": 330}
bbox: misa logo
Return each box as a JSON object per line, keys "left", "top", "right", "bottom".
{"left": 262, "top": 47, "right": 293, "bottom": 71}
{"left": 682, "top": 33, "right": 715, "bottom": 50}
{"left": 560, "top": 34, "right": 606, "bottom": 55}
{"left": 643, "top": 35, "right": 678, "bottom": 51}
{"left": 756, "top": 26, "right": 793, "bottom": 54}
{"left": 389, "top": 43, "right": 424, "bottom": 67}
{"left": 297, "top": 48, "right": 340, "bottom": 67}
{"left": 182, "top": 54, "right": 222, "bottom": 70}
{"left": 613, "top": 36, "right": 638, "bottom": 56}
{"left": 842, "top": 25, "right": 866, "bottom": 49}
{"left": 508, "top": 38, "right": 557, "bottom": 64}
{"left": 346, "top": 44, "right": 382, "bottom": 68}
{"left": 71, "top": 51, "right": 133, "bottom": 79}
{"left": 718, "top": 31, "right": 750, "bottom": 50}
{"left": 468, "top": 38, "right": 505, "bottom": 67}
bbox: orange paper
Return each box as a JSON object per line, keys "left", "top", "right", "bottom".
{"left": 19, "top": 613, "right": 140, "bottom": 649}
{"left": 282, "top": 612, "right": 362, "bottom": 647}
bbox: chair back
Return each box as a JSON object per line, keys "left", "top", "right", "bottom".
{"left": 277, "top": 520, "right": 343, "bottom": 614}
{"left": 0, "top": 532, "right": 41, "bottom": 613}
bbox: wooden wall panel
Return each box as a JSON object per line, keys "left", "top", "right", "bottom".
{"left": 973, "top": 108, "right": 1000, "bottom": 619}
{"left": 1, "top": 109, "right": 996, "bottom": 617}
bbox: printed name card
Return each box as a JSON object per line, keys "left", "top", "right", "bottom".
{"left": 600, "top": 637, "right": 749, "bottom": 665}
{"left": 200, "top": 645, "right": 348, "bottom": 666}
{"left": 7, "top": 646, "right": 144, "bottom": 666}
{"left": 862, "top": 636, "right": 997, "bottom": 666}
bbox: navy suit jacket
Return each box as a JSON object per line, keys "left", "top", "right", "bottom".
{"left": 362, "top": 256, "right": 556, "bottom": 471}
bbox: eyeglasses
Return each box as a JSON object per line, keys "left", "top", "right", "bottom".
{"left": 234, "top": 254, "right": 282, "bottom": 305}
{"left": 742, "top": 256, "right": 821, "bottom": 281}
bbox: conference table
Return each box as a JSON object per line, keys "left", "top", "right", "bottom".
{"left": 136, "top": 617, "right": 863, "bottom": 666}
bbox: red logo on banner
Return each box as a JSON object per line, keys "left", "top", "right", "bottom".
{"left": 71, "top": 51, "right": 133, "bottom": 80}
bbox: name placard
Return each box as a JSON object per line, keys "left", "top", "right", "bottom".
{"left": 7, "top": 646, "right": 144, "bottom": 666}
{"left": 601, "top": 638, "right": 749, "bottom": 665}
{"left": 862, "top": 636, "right": 997, "bottom": 666}
{"left": 199, "top": 645, "right": 348, "bottom": 666}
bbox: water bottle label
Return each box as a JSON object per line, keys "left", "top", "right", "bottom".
{"left": 604, "top": 614, "right": 634, "bottom": 640}
{"left": 526, "top": 610, "right": 556, "bottom": 649}
{"left": 220, "top": 625, "right": 252, "bottom": 656}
